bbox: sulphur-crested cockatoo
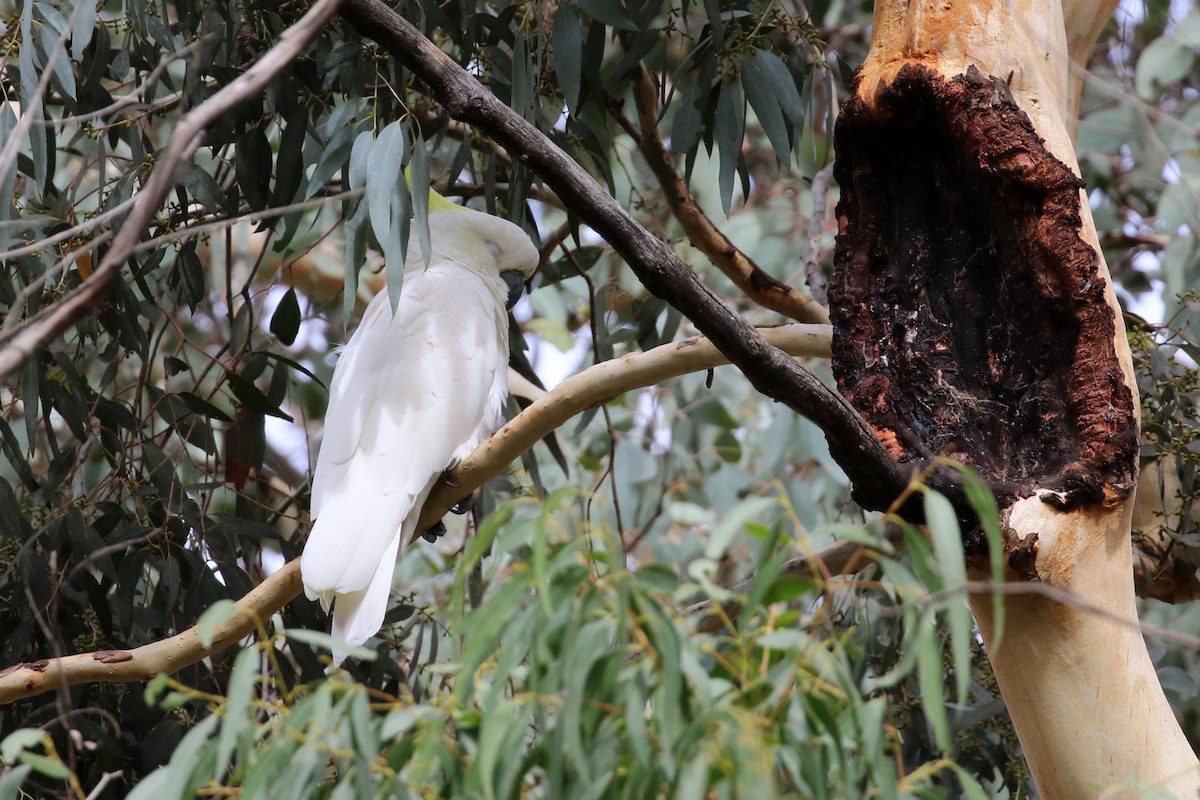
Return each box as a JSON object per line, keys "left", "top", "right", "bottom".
{"left": 301, "top": 195, "right": 538, "bottom": 655}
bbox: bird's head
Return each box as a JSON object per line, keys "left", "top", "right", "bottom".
{"left": 409, "top": 185, "right": 540, "bottom": 309}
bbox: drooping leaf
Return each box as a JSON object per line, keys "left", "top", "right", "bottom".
{"left": 923, "top": 488, "right": 972, "bottom": 705}
{"left": 714, "top": 77, "right": 745, "bottom": 215}
{"left": 270, "top": 287, "right": 302, "bottom": 345}
{"left": 553, "top": 6, "right": 584, "bottom": 114}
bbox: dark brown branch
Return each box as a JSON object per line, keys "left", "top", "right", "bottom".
{"left": 626, "top": 64, "right": 831, "bottom": 325}
{"left": 338, "top": 0, "right": 910, "bottom": 513}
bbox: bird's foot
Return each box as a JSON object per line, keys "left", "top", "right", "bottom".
{"left": 421, "top": 521, "right": 447, "bottom": 543}
{"left": 450, "top": 493, "right": 475, "bottom": 515}
{"left": 440, "top": 468, "right": 459, "bottom": 489}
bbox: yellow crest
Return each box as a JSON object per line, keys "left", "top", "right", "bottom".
{"left": 405, "top": 166, "right": 462, "bottom": 213}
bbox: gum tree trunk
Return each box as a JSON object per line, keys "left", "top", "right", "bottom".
{"left": 830, "top": 0, "right": 1200, "bottom": 795}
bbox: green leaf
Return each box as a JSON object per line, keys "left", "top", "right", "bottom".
{"left": 956, "top": 465, "right": 1006, "bottom": 647}
{"left": 475, "top": 698, "right": 524, "bottom": 800}
{"left": 574, "top": 0, "right": 637, "bottom": 31}
{"left": 35, "top": 15, "right": 75, "bottom": 102}
{"left": 226, "top": 373, "right": 293, "bottom": 422}
{"left": 0, "top": 729, "right": 44, "bottom": 763}
{"left": 0, "top": 764, "right": 33, "bottom": 800}
{"left": 178, "top": 391, "right": 232, "bottom": 422}
{"left": 686, "top": 397, "right": 740, "bottom": 429}
{"left": 18, "top": 6, "right": 45, "bottom": 189}
{"left": 1175, "top": 10, "right": 1200, "bottom": 47}
{"left": 270, "top": 287, "right": 302, "bottom": 345}
{"left": 368, "top": 121, "right": 406, "bottom": 255}
{"left": 271, "top": 107, "right": 307, "bottom": 207}
{"left": 129, "top": 714, "right": 219, "bottom": 800}
{"left": 305, "top": 107, "right": 361, "bottom": 199}
{"left": 1136, "top": 37, "right": 1194, "bottom": 99}
{"left": 1158, "top": 665, "right": 1199, "bottom": 697}
{"left": 948, "top": 764, "right": 991, "bottom": 800}
{"left": 553, "top": 6, "right": 584, "bottom": 114}
{"left": 706, "top": 496, "right": 777, "bottom": 559}
{"left": 915, "top": 616, "right": 951, "bottom": 752}
{"left": 669, "top": 82, "right": 704, "bottom": 159}
{"left": 367, "top": 121, "right": 410, "bottom": 312}
{"left": 922, "top": 488, "right": 971, "bottom": 704}
{"left": 176, "top": 245, "right": 205, "bottom": 313}
{"left": 70, "top": 0, "right": 99, "bottom": 61}
{"left": 282, "top": 628, "right": 378, "bottom": 662}
{"left": 236, "top": 125, "right": 273, "bottom": 213}
{"left": 18, "top": 752, "right": 71, "bottom": 780}
{"left": 742, "top": 51, "right": 791, "bottom": 163}
{"left": 144, "top": 673, "right": 170, "bottom": 706}
{"left": 179, "top": 161, "right": 228, "bottom": 217}
{"left": 410, "top": 132, "right": 432, "bottom": 267}
{"left": 196, "top": 599, "right": 241, "bottom": 649}
{"left": 511, "top": 32, "right": 533, "bottom": 121}
{"left": 215, "top": 647, "right": 260, "bottom": 781}
{"left": 714, "top": 77, "right": 745, "bottom": 216}
{"left": 348, "top": 129, "right": 373, "bottom": 192}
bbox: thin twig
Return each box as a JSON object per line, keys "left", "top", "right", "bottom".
{"left": 683, "top": 529, "right": 905, "bottom": 633}
{"left": 626, "top": 64, "right": 831, "bottom": 325}
{"left": 0, "top": 0, "right": 344, "bottom": 384}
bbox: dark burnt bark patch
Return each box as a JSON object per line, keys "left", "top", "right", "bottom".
{"left": 830, "top": 64, "right": 1137, "bottom": 518}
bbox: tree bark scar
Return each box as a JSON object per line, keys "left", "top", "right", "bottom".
{"left": 829, "top": 64, "right": 1137, "bottom": 529}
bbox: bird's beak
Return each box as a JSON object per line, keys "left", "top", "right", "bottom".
{"left": 501, "top": 270, "right": 526, "bottom": 311}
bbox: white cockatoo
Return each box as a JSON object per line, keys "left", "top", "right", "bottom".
{"left": 301, "top": 193, "right": 539, "bottom": 655}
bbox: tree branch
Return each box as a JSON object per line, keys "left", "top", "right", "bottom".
{"left": 0, "top": 323, "right": 831, "bottom": 703}
{"left": 0, "top": 561, "right": 304, "bottom": 704}
{"left": 682, "top": 527, "right": 905, "bottom": 633}
{"left": 416, "top": 323, "right": 833, "bottom": 533}
{"left": 3, "top": 320, "right": 1185, "bottom": 698}
{"left": 0, "top": 0, "right": 344, "bottom": 383}
{"left": 626, "top": 64, "right": 831, "bottom": 325}
{"left": 338, "top": 0, "right": 910, "bottom": 513}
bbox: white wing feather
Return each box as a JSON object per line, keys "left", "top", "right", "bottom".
{"left": 301, "top": 261, "right": 510, "bottom": 647}
{"left": 300, "top": 206, "right": 537, "bottom": 658}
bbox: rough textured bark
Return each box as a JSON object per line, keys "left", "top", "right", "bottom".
{"left": 831, "top": 0, "right": 1200, "bottom": 795}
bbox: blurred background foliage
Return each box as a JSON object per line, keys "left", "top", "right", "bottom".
{"left": 0, "top": 0, "right": 1197, "bottom": 796}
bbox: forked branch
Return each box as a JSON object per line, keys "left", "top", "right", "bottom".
{"left": 0, "top": 324, "right": 832, "bottom": 703}
{"left": 626, "top": 64, "right": 830, "bottom": 325}
{"left": 337, "top": 0, "right": 910, "bottom": 512}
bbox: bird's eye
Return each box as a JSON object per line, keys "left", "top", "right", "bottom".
{"left": 487, "top": 242, "right": 503, "bottom": 260}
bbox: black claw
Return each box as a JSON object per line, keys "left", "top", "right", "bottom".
{"left": 451, "top": 493, "right": 476, "bottom": 515}
{"left": 421, "top": 521, "right": 447, "bottom": 543}
{"left": 440, "top": 469, "right": 459, "bottom": 489}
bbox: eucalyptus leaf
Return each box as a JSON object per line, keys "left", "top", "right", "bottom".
{"left": 714, "top": 78, "right": 745, "bottom": 216}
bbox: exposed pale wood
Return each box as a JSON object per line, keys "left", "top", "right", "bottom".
{"left": 853, "top": 0, "right": 1200, "bottom": 794}
{"left": 970, "top": 500, "right": 1199, "bottom": 797}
